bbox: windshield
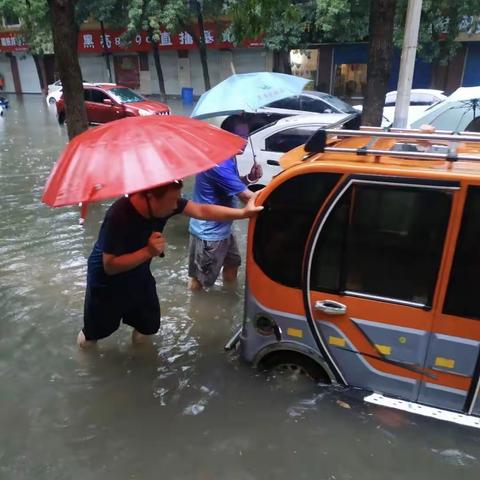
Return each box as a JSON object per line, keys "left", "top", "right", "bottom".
{"left": 311, "top": 92, "right": 357, "bottom": 113}
{"left": 108, "top": 88, "right": 144, "bottom": 103}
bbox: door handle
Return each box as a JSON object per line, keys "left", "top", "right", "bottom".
{"left": 314, "top": 300, "right": 347, "bottom": 315}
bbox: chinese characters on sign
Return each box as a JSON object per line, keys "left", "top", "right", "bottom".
{"left": 0, "top": 33, "right": 27, "bottom": 52}
{"left": 0, "top": 24, "right": 262, "bottom": 53}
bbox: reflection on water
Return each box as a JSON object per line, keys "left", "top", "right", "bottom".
{"left": 1, "top": 95, "right": 479, "bottom": 479}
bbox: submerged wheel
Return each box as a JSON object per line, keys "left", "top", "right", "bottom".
{"left": 260, "top": 351, "right": 330, "bottom": 383}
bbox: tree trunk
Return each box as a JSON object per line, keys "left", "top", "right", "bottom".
{"left": 272, "top": 51, "right": 292, "bottom": 74}
{"left": 100, "top": 21, "right": 113, "bottom": 83}
{"left": 148, "top": 28, "right": 166, "bottom": 101}
{"left": 47, "top": 0, "right": 88, "bottom": 139}
{"left": 193, "top": 0, "right": 211, "bottom": 90}
{"left": 362, "top": 0, "right": 397, "bottom": 126}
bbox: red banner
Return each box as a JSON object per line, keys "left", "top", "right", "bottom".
{"left": 0, "top": 32, "right": 28, "bottom": 52}
{"left": 77, "top": 24, "right": 262, "bottom": 53}
{"left": 0, "top": 23, "right": 262, "bottom": 54}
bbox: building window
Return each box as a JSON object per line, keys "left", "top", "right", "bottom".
{"left": 253, "top": 173, "right": 341, "bottom": 288}
{"left": 2, "top": 14, "right": 20, "bottom": 27}
{"left": 311, "top": 183, "right": 452, "bottom": 306}
{"left": 333, "top": 63, "right": 367, "bottom": 101}
{"left": 444, "top": 186, "right": 480, "bottom": 319}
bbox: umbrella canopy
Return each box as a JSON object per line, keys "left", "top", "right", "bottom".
{"left": 191, "top": 72, "right": 311, "bottom": 120}
{"left": 42, "top": 115, "right": 246, "bottom": 208}
{"left": 411, "top": 86, "right": 480, "bottom": 132}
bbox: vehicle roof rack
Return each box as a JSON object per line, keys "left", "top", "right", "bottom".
{"left": 304, "top": 128, "right": 480, "bottom": 162}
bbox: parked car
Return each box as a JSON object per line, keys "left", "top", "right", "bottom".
{"left": 239, "top": 127, "right": 480, "bottom": 426}
{"left": 235, "top": 112, "right": 359, "bottom": 187}
{"left": 47, "top": 81, "right": 108, "bottom": 105}
{"left": 257, "top": 91, "right": 359, "bottom": 116}
{"left": 56, "top": 84, "right": 170, "bottom": 124}
{"left": 46, "top": 88, "right": 64, "bottom": 105}
{"left": 411, "top": 86, "right": 480, "bottom": 132}
{"left": 383, "top": 89, "right": 446, "bottom": 125}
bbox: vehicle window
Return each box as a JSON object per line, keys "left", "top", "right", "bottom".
{"left": 89, "top": 89, "right": 109, "bottom": 104}
{"left": 410, "top": 93, "right": 435, "bottom": 106}
{"left": 465, "top": 117, "right": 480, "bottom": 132}
{"left": 299, "top": 96, "right": 330, "bottom": 113}
{"left": 265, "top": 126, "right": 320, "bottom": 153}
{"left": 108, "top": 87, "right": 144, "bottom": 103}
{"left": 84, "top": 89, "right": 92, "bottom": 102}
{"left": 311, "top": 183, "right": 452, "bottom": 306}
{"left": 253, "top": 173, "right": 341, "bottom": 288}
{"left": 444, "top": 186, "right": 480, "bottom": 319}
{"left": 264, "top": 97, "right": 301, "bottom": 110}
{"left": 317, "top": 94, "right": 357, "bottom": 113}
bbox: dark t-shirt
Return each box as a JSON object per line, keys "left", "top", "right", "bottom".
{"left": 87, "top": 196, "right": 188, "bottom": 289}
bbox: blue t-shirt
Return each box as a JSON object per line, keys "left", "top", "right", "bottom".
{"left": 87, "top": 196, "right": 188, "bottom": 289}
{"left": 189, "top": 157, "right": 246, "bottom": 241}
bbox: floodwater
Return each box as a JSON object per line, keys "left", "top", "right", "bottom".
{"left": 0, "top": 95, "right": 479, "bottom": 480}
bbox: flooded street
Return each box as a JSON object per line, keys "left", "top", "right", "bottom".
{"left": 1, "top": 94, "right": 480, "bottom": 479}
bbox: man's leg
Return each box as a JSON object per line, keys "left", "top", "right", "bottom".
{"left": 77, "top": 329, "right": 97, "bottom": 348}
{"left": 222, "top": 235, "right": 242, "bottom": 285}
{"left": 188, "top": 235, "right": 226, "bottom": 291}
{"left": 80, "top": 283, "right": 121, "bottom": 348}
{"left": 123, "top": 277, "right": 161, "bottom": 345}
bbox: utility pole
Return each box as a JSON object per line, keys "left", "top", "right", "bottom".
{"left": 393, "top": 0, "right": 423, "bottom": 128}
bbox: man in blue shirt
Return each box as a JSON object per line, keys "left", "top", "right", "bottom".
{"left": 188, "top": 116, "right": 262, "bottom": 291}
{"left": 78, "top": 180, "right": 262, "bottom": 348}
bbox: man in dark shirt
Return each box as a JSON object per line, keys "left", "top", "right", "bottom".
{"left": 78, "top": 180, "right": 262, "bottom": 348}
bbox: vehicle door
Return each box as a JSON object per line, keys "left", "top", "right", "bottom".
{"left": 87, "top": 88, "right": 120, "bottom": 123}
{"left": 417, "top": 185, "right": 480, "bottom": 415}
{"left": 304, "top": 175, "right": 456, "bottom": 402}
{"left": 235, "top": 125, "right": 321, "bottom": 185}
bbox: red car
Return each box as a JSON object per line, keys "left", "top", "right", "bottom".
{"left": 56, "top": 83, "right": 170, "bottom": 124}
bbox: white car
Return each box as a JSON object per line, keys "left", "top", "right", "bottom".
{"left": 383, "top": 89, "right": 446, "bottom": 125}
{"left": 257, "top": 91, "right": 359, "bottom": 116}
{"left": 46, "top": 88, "right": 63, "bottom": 104}
{"left": 235, "top": 113, "right": 354, "bottom": 186}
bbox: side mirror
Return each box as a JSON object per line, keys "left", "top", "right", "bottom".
{"left": 103, "top": 98, "right": 113, "bottom": 106}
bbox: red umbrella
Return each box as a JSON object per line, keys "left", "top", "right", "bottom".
{"left": 42, "top": 115, "right": 245, "bottom": 208}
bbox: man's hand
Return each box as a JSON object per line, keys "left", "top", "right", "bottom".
{"left": 147, "top": 231, "right": 166, "bottom": 257}
{"left": 247, "top": 163, "right": 263, "bottom": 183}
{"left": 242, "top": 191, "right": 264, "bottom": 218}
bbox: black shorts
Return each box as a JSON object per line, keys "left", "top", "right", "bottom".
{"left": 83, "top": 277, "right": 160, "bottom": 341}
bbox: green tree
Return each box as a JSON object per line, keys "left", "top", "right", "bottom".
{"left": 226, "top": 0, "right": 313, "bottom": 74}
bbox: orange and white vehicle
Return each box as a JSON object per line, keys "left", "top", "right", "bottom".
{"left": 237, "top": 127, "right": 480, "bottom": 428}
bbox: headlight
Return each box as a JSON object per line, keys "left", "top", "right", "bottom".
{"left": 138, "top": 109, "right": 154, "bottom": 116}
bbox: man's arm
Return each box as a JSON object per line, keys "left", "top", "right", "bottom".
{"left": 183, "top": 194, "right": 263, "bottom": 221}
{"left": 103, "top": 232, "right": 165, "bottom": 276}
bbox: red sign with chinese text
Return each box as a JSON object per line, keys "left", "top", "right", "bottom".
{"left": 77, "top": 23, "right": 262, "bottom": 53}
{"left": 0, "top": 32, "right": 28, "bottom": 52}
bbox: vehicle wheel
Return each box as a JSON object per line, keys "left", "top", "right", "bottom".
{"left": 48, "top": 96, "right": 56, "bottom": 104}
{"left": 260, "top": 351, "right": 330, "bottom": 383}
{"left": 58, "top": 111, "right": 65, "bottom": 125}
